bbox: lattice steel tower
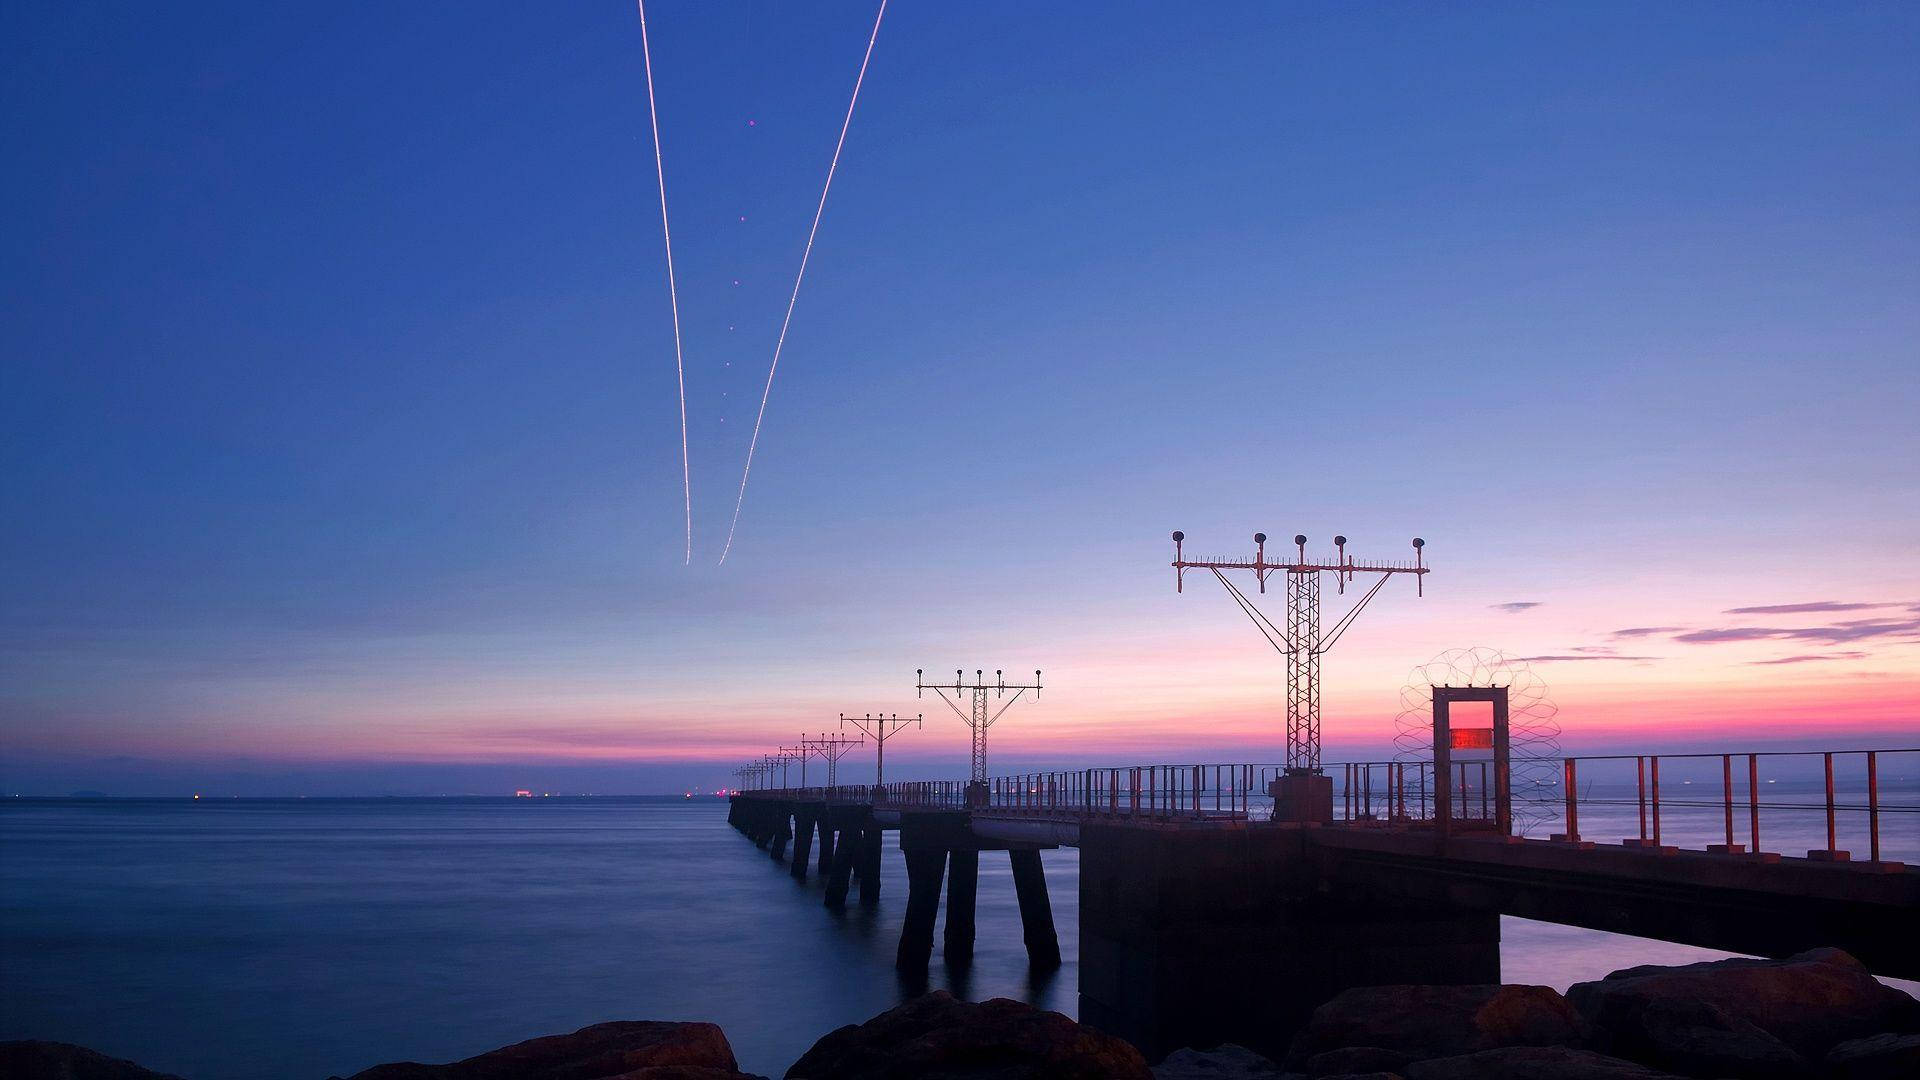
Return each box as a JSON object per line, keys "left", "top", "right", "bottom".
{"left": 915, "top": 669, "right": 1042, "bottom": 782}
{"left": 840, "top": 713, "right": 922, "bottom": 787}
{"left": 1173, "top": 531, "right": 1427, "bottom": 773}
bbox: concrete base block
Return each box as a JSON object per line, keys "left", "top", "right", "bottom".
{"left": 1077, "top": 822, "right": 1498, "bottom": 1062}
{"left": 1807, "top": 849, "right": 1852, "bottom": 862}
{"left": 1267, "top": 772, "right": 1334, "bottom": 825}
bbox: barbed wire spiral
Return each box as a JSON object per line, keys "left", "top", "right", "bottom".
{"left": 1393, "top": 647, "right": 1563, "bottom": 833}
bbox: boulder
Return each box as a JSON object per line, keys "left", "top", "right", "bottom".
{"left": 1286, "top": 984, "right": 1585, "bottom": 1066}
{"left": 1302, "top": 1047, "right": 1414, "bottom": 1076}
{"left": 340, "top": 1020, "right": 759, "bottom": 1080}
{"left": 1566, "top": 948, "right": 1920, "bottom": 1073}
{"left": 1404, "top": 1046, "right": 1685, "bottom": 1079}
{"left": 1825, "top": 1032, "right": 1920, "bottom": 1080}
{"left": 1154, "top": 1043, "right": 1297, "bottom": 1079}
{"left": 0, "top": 1042, "right": 185, "bottom": 1080}
{"left": 784, "top": 991, "right": 1152, "bottom": 1080}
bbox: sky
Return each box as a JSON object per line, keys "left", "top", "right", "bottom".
{"left": 3, "top": 2, "right": 1917, "bottom": 795}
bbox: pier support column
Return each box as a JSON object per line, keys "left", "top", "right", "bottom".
{"left": 771, "top": 808, "right": 791, "bottom": 860}
{"left": 1010, "top": 848, "right": 1061, "bottom": 969}
{"left": 825, "top": 827, "right": 859, "bottom": 907}
{"left": 897, "top": 846, "right": 948, "bottom": 970}
{"left": 858, "top": 826, "right": 884, "bottom": 905}
{"left": 1078, "top": 823, "right": 1498, "bottom": 1062}
{"left": 816, "top": 815, "right": 837, "bottom": 878}
{"left": 790, "top": 811, "right": 815, "bottom": 881}
{"left": 943, "top": 848, "right": 979, "bottom": 965}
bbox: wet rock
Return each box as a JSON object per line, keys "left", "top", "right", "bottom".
{"left": 1285, "top": 984, "right": 1585, "bottom": 1066}
{"left": 1825, "top": 1032, "right": 1920, "bottom": 1080}
{"left": 785, "top": 990, "right": 1152, "bottom": 1080}
{"left": 1153, "top": 1043, "right": 1297, "bottom": 1079}
{"left": 1302, "top": 1047, "right": 1414, "bottom": 1076}
{"left": 0, "top": 1041, "right": 185, "bottom": 1080}
{"left": 341, "top": 1020, "right": 758, "bottom": 1080}
{"left": 1566, "top": 948, "right": 1920, "bottom": 1073}
{"left": 1404, "top": 1045, "right": 1685, "bottom": 1079}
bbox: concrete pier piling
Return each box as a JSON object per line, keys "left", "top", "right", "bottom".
{"left": 1010, "top": 848, "right": 1061, "bottom": 968}
{"left": 858, "top": 827, "right": 884, "bottom": 905}
{"left": 816, "top": 817, "right": 836, "bottom": 878}
{"left": 942, "top": 848, "right": 979, "bottom": 964}
{"left": 825, "top": 827, "right": 859, "bottom": 907}
{"left": 770, "top": 811, "right": 790, "bottom": 860}
{"left": 897, "top": 846, "right": 948, "bottom": 970}
{"left": 790, "top": 811, "right": 814, "bottom": 881}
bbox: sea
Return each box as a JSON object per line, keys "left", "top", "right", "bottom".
{"left": 3, "top": 791, "right": 1914, "bottom": 1079}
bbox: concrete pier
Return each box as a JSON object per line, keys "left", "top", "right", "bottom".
{"left": 815, "top": 817, "right": 836, "bottom": 877}
{"left": 858, "top": 826, "right": 884, "bottom": 905}
{"left": 1010, "top": 848, "right": 1061, "bottom": 968}
{"left": 1077, "top": 821, "right": 1497, "bottom": 1061}
{"left": 897, "top": 846, "right": 948, "bottom": 970}
{"left": 943, "top": 848, "right": 979, "bottom": 964}
{"left": 770, "top": 810, "right": 790, "bottom": 861}
{"left": 790, "top": 810, "right": 814, "bottom": 881}
{"left": 825, "top": 825, "right": 859, "bottom": 907}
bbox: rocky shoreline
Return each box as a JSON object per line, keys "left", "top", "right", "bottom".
{"left": 6, "top": 949, "right": 1916, "bottom": 1080}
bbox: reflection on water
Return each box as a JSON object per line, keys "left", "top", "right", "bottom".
{"left": 1, "top": 796, "right": 1911, "bottom": 1079}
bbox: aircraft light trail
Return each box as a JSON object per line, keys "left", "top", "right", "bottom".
{"left": 719, "top": 0, "right": 889, "bottom": 565}
{"left": 636, "top": 0, "right": 692, "bottom": 564}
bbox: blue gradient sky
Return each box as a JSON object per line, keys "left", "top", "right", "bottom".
{"left": 4, "top": 2, "right": 1917, "bottom": 795}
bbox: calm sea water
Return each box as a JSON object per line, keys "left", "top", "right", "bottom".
{"left": 3, "top": 795, "right": 1913, "bottom": 1079}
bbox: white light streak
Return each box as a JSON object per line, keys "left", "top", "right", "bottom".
{"left": 719, "top": 0, "right": 888, "bottom": 565}
{"left": 636, "top": 0, "right": 692, "bottom": 564}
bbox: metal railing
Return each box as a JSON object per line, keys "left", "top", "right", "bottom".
{"left": 976, "top": 765, "right": 1256, "bottom": 820}
{"left": 736, "top": 748, "right": 1917, "bottom": 863}
{"left": 1550, "top": 749, "right": 1914, "bottom": 862}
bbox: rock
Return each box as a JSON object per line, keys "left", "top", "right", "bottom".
{"left": 784, "top": 991, "right": 1153, "bottom": 1080}
{"left": 1566, "top": 948, "right": 1920, "bottom": 1073}
{"left": 340, "top": 1020, "right": 759, "bottom": 1080}
{"left": 0, "top": 1041, "right": 185, "bottom": 1080}
{"left": 1285, "top": 984, "right": 1586, "bottom": 1066}
{"left": 1154, "top": 1043, "right": 1297, "bottom": 1079}
{"left": 1314, "top": 1073, "right": 1402, "bottom": 1080}
{"left": 1825, "top": 1032, "right": 1920, "bottom": 1080}
{"left": 1404, "top": 1045, "right": 1685, "bottom": 1079}
{"left": 1302, "top": 1047, "right": 1414, "bottom": 1076}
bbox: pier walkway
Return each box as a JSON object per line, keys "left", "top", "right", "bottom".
{"left": 727, "top": 748, "right": 1916, "bottom": 1058}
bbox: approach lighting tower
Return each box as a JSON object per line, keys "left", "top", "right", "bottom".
{"left": 800, "top": 732, "right": 864, "bottom": 791}
{"left": 1172, "top": 531, "right": 1427, "bottom": 782}
{"left": 841, "top": 713, "right": 923, "bottom": 788}
{"left": 916, "top": 669, "right": 1043, "bottom": 785}
{"left": 780, "top": 745, "right": 810, "bottom": 787}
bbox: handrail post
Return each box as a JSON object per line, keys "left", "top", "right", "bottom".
{"left": 1636, "top": 756, "right": 1647, "bottom": 841}
{"left": 1563, "top": 758, "right": 1579, "bottom": 842}
{"left": 1722, "top": 754, "right": 1734, "bottom": 849}
{"left": 1748, "top": 754, "right": 1760, "bottom": 852}
{"left": 1867, "top": 751, "right": 1880, "bottom": 863}
{"left": 1824, "top": 751, "right": 1836, "bottom": 855}
{"left": 1650, "top": 756, "right": 1661, "bottom": 846}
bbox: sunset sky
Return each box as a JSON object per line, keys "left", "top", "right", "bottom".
{"left": 4, "top": 2, "right": 1917, "bottom": 794}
